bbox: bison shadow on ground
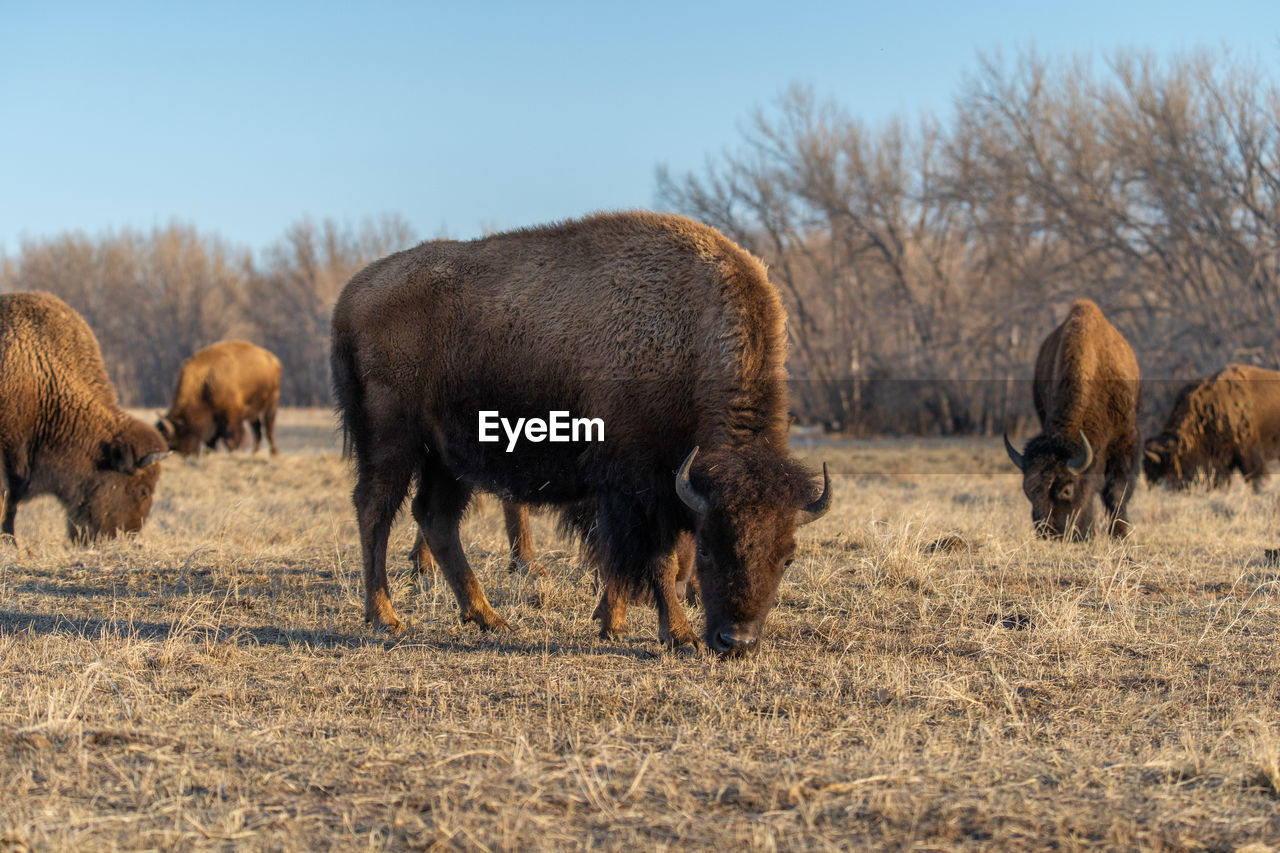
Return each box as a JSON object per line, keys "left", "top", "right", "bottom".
{"left": 0, "top": 609, "right": 671, "bottom": 659}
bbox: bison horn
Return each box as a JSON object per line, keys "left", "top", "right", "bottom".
{"left": 675, "top": 447, "right": 710, "bottom": 516}
{"left": 1066, "top": 430, "right": 1094, "bottom": 475}
{"left": 136, "top": 451, "right": 168, "bottom": 470}
{"left": 1003, "top": 433, "right": 1026, "bottom": 471}
{"left": 798, "top": 463, "right": 833, "bottom": 526}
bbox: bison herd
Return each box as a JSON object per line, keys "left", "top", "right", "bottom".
{"left": 2, "top": 212, "right": 1278, "bottom": 654}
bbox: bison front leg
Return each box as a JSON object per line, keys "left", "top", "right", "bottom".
{"left": 592, "top": 577, "right": 629, "bottom": 638}
{"left": 1102, "top": 452, "right": 1137, "bottom": 539}
{"left": 263, "top": 402, "right": 279, "bottom": 456}
{"left": 652, "top": 548, "right": 701, "bottom": 649}
{"left": 1238, "top": 450, "right": 1270, "bottom": 492}
{"left": 501, "top": 502, "right": 544, "bottom": 576}
{"left": 673, "top": 532, "right": 699, "bottom": 604}
{"left": 408, "top": 527, "right": 439, "bottom": 573}
{"left": 412, "top": 474, "right": 509, "bottom": 632}
{"left": 353, "top": 462, "right": 413, "bottom": 634}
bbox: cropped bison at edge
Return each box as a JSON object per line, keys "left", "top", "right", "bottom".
{"left": 156, "top": 340, "right": 281, "bottom": 457}
{"left": 1004, "top": 299, "right": 1140, "bottom": 540}
{"left": 1143, "top": 364, "right": 1280, "bottom": 491}
{"left": 332, "top": 211, "right": 830, "bottom": 654}
{"left": 0, "top": 292, "right": 167, "bottom": 541}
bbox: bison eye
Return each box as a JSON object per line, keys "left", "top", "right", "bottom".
{"left": 1059, "top": 483, "right": 1074, "bottom": 500}
{"left": 783, "top": 558, "right": 794, "bottom": 568}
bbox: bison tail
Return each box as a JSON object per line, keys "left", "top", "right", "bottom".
{"left": 329, "top": 335, "right": 361, "bottom": 460}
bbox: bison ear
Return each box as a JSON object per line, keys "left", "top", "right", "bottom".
{"left": 103, "top": 438, "right": 140, "bottom": 473}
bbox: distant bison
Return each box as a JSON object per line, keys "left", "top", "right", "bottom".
{"left": 0, "top": 292, "right": 167, "bottom": 541}
{"left": 1005, "top": 299, "right": 1140, "bottom": 539}
{"left": 157, "top": 340, "right": 281, "bottom": 457}
{"left": 1143, "top": 364, "right": 1280, "bottom": 491}
{"left": 332, "top": 211, "right": 830, "bottom": 654}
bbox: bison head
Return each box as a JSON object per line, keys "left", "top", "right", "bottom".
{"left": 69, "top": 421, "right": 168, "bottom": 542}
{"left": 156, "top": 412, "right": 205, "bottom": 457}
{"left": 1142, "top": 436, "right": 1181, "bottom": 487}
{"left": 676, "top": 446, "right": 831, "bottom": 656}
{"left": 1005, "top": 430, "right": 1098, "bottom": 540}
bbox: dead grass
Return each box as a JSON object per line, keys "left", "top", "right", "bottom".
{"left": 2, "top": 413, "right": 1280, "bottom": 849}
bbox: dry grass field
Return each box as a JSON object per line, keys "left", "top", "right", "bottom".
{"left": 3, "top": 409, "right": 1280, "bottom": 850}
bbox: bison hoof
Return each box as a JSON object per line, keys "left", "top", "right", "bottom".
{"left": 366, "top": 614, "right": 406, "bottom": 636}
{"left": 660, "top": 627, "right": 702, "bottom": 650}
{"left": 463, "top": 608, "right": 511, "bottom": 632}
{"left": 598, "top": 622, "right": 629, "bottom": 639}
{"left": 509, "top": 559, "right": 546, "bottom": 577}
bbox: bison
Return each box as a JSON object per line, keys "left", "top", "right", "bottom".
{"left": 1143, "top": 364, "right": 1280, "bottom": 491}
{"left": 156, "top": 340, "right": 281, "bottom": 457}
{"left": 0, "top": 292, "right": 167, "bottom": 542}
{"left": 332, "top": 211, "right": 830, "bottom": 654}
{"left": 1004, "top": 299, "right": 1140, "bottom": 540}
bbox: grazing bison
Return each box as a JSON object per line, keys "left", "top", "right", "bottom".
{"left": 1143, "top": 364, "right": 1280, "bottom": 491}
{"left": 0, "top": 292, "right": 167, "bottom": 542}
{"left": 1004, "top": 299, "right": 1140, "bottom": 540}
{"left": 332, "top": 211, "right": 830, "bottom": 654}
{"left": 156, "top": 340, "right": 281, "bottom": 457}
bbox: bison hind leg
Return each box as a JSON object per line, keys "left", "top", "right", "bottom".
{"left": 412, "top": 470, "right": 509, "bottom": 632}
{"left": 501, "top": 502, "right": 544, "bottom": 576}
{"left": 352, "top": 450, "right": 419, "bottom": 634}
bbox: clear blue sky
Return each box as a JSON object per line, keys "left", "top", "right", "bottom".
{"left": 2, "top": 1, "right": 1276, "bottom": 257}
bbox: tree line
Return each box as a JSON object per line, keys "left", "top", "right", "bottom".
{"left": 3, "top": 48, "right": 1278, "bottom": 434}
{"left": 0, "top": 216, "right": 415, "bottom": 408}
{"left": 659, "top": 48, "right": 1280, "bottom": 435}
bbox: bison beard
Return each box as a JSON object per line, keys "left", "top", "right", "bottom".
{"left": 1004, "top": 299, "right": 1140, "bottom": 541}
{"left": 331, "top": 211, "right": 831, "bottom": 654}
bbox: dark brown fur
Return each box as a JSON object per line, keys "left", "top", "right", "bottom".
{"left": 1144, "top": 364, "right": 1280, "bottom": 491}
{"left": 331, "top": 211, "right": 829, "bottom": 653}
{"left": 0, "top": 292, "right": 167, "bottom": 542}
{"left": 1005, "top": 299, "right": 1140, "bottom": 539}
{"left": 157, "top": 340, "right": 281, "bottom": 457}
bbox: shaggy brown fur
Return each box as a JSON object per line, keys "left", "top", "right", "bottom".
{"left": 0, "top": 292, "right": 167, "bottom": 541}
{"left": 331, "top": 211, "right": 829, "bottom": 654}
{"left": 1005, "top": 299, "right": 1140, "bottom": 539}
{"left": 1144, "top": 364, "right": 1280, "bottom": 491}
{"left": 157, "top": 340, "right": 281, "bottom": 457}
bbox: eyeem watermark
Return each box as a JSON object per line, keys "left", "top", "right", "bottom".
{"left": 478, "top": 411, "right": 604, "bottom": 452}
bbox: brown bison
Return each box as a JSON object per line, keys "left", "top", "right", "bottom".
{"left": 1143, "top": 364, "right": 1280, "bottom": 491}
{"left": 332, "top": 211, "right": 830, "bottom": 654}
{"left": 156, "top": 340, "right": 281, "bottom": 457}
{"left": 1004, "top": 299, "right": 1140, "bottom": 540}
{"left": 0, "top": 292, "right": 167, "bottom": 542}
